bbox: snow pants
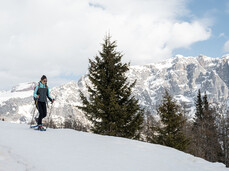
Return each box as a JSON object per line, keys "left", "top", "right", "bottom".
{"left": 37, "top": 101, "right": 47, "bottom": 125}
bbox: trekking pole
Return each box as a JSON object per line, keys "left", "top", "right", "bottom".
{"left": 30, "top": 98, "right": 38, "bottom": 127}
{"left": 46, "top": 98, "right": 55, "bottom": 130}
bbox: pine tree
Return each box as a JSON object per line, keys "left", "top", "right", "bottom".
{"left": 194, "top": 89, "right": 204, "bottom": 126}
{"left": 192, "top": 89, "right": 205, "bottom": 157}
{"left": 192, "top": 90, "right": 222, "bottom": 161}
{"left": 202, "top": 92, "right": 222, "bottom": 162}
{"left": 78, "top": 35, "right": 144, "bottom": 139}
{"left": 155, "top": 90, "right": 189, "bottom": 151}
{"left": 144, "top": 110, "right": 158, "bottom": 143}
{"left": 219, "top": 111, "right": 229, "bottom": 167}
{"left": 180, "top": 102, "right": 194, "bottom": 154}
{"left": 203, "top": 92, "right": 209, "bottom": 112}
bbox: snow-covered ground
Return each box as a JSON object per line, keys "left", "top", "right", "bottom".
{"left": 0, "top": 121, "right": 228, "bottom": 171}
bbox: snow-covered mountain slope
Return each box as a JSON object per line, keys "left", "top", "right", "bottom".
{"left": 1, "top": 55, "right": 229, "bottom": 126}
{"left": 0, "top": 121, "right": 228, "bottom": 171}
{"left": 0, "top": 82, "right": 35, "bottom": 105}
{"left": 0, "top": 81, "right": 91, "bottom": 128}
{"left": 128, "top": 54, "right": 229, "bottom": 115}
{"left": 0, "top": 82, "right": 36, "bottom": 123}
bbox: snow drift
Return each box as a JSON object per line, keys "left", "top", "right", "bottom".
{"left": 0, "top": 121, "right": 228, "bottom": 171}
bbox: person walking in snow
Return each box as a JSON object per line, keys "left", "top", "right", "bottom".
{"left": 34, "top": 75, "right": 54, "bottom": 130}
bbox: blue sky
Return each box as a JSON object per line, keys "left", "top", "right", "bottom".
{"left": 174, "top": 0, "right": 229, "bottom": 57}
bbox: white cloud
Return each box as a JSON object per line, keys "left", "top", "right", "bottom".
{"left": 218, "top": 33, "right": 225, "bottom": 38}
{"left": 0, "top": 0, "right": 211, "bottom": 90}
{"left": 224, "top": 40, "right": 229, "bottom": 52}
{"left": 167, "top": 21, "right": 211, "bottom": 49}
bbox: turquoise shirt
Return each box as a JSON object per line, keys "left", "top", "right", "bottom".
{"left": 34, "top": 82, "right": 53, "bottom": 101}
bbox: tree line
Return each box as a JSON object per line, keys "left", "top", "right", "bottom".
{"left": 142, "top": 89, "right": 229, "bottom": 166}
{"left": 75, "top": 35, "right": 229, "bottom": 167}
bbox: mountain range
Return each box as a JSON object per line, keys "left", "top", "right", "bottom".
{"left": 1, "top": 54, "right": 229, "bottom": 128}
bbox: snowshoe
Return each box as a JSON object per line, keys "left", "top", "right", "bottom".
{"left": 30, "top": 125, "right": 39, "bottom": 128}
{"left": 34, "top": 125, "right": 46, "bottom": 131}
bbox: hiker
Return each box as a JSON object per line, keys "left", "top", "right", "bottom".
{"left": 34, "top": 75, "right": 54, "bottom": 130}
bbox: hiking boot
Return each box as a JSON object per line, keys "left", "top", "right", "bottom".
{"left": 38, "top": 125, "right": 46, "bottom": 131}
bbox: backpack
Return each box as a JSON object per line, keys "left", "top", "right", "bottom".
{"left": 34, "top": 82, "right": 40, "bottom": 101}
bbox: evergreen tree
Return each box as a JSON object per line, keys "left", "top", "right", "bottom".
{"left": 203, "top": 92, "right": 209, "bottom": 112}
{"left": 143, "top": 110, "right": 158, "bottom": 143}
{"left": 219, "top": 111, "right": 229, "bottom": 167}
{"left": 192, "top": 89, "right": 205, "bottom": 157}
{"left": 155, "top": 90, "right": 189, "bottom": 151}
{"left": 180, "top": 102, "right": 194, "bottom": 154}
{"left": 194, "top": 89, "right": 204, "bottom": 126}
{"left": 78, "top": 35, "right": 144, "bottom": 139}
{"left": 192, "top": 90, "right": 222, "bottom": 162}
{"left": 202, "top": 92, "right": 222, "bottom": 162}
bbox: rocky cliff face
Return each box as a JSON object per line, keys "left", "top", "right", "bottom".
{"left": 128, "top": 55, "right": 229, "bottom": 115}
{"left": 1, "top": 55, "right": 229, "bottom": 126}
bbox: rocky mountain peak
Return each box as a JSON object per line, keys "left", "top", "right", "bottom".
{"left": 11, "top": 82, "right": 37, "bottom": 93}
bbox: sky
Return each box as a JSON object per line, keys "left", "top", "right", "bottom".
{"left": 0, "top": 0, "right": 228, "bottom": 90}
